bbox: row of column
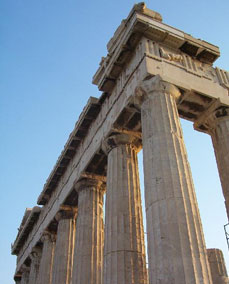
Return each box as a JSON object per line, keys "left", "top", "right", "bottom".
{"left": 17, "top": 75, "right": 229, "bottom": 284}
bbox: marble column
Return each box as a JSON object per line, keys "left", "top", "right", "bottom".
{"left": 21, "top": 265, "right": 30, "bottom": 284}
{"left": 103, "top": 133, "right": 148, "bottom": 284}
{"left": 28, "top": 247, "right": 41, "bottom": 284}
{"left": 37, "top": 231, "right": 56, "bottom": 284}
{"left": 72, "top": 178, "right": 105, "bottom": 284}
{"left": 207, "top": 249, "right": 229, "bottom": 284}
{"left": 194, "top": 107, "right": 229, "bottom": 220}
{"left": 51, "top": 206, "right": 77, "bottom": 284}
{"left": 135, "top": 75, "right": 212, "bottom": 284}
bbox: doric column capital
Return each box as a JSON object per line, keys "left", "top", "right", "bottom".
{"left": 41, "top": 230, "right": 56, "bottom": 243}
{"left": 102, "top": 132, "right": 140, "bottom": 155}
{"left": 30, "top": 246, "right": 42, "bottom": 261}
{"left": 134, "top": 75, "right": 181, "bottom": 108}
{"left": 21, "top": 263, "right": 30, "bottom": 273}
{"left": 55, "top": 205, "right": 77, "bottom": 222}
{"left": 75, "top": 177, "right": 106, "bottom": 194}
{"left": 194, "top": 100, "right": 229, "bottom": 133}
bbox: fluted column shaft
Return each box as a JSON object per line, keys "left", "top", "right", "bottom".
{"left": 136, "top": 75, "right": 212, "bottom": 284}
{"left": 21, "top": 265, "right": 30, "bottom": 284}
{"left": 207, "top": 249, "right": 229, "bottom": 284}
{"left": 51, "top": 206, "right": 77, "bottom": 284}
{"left": 37, "top": 231, "right": 56, "bottom": 284}
{"left": 211, "top": 118, "right": 229, "bottom": 218}
{"left": 28, "top": 247, "right": 41, "bottom": 284}
{"left": 196, "top": 111, "right": 229, "bottom": 220}
{"left": 72, "top": 178, "right": 105, "bottom": 284}
{"left": 103, "top": 133, "right": 147, "bottom": 284}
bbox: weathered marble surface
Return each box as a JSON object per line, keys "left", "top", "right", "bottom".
{"left": 137, "top": 75, "right": 212, "bottom": 284}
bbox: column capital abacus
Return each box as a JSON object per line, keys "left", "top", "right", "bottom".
{"left": 20, "top": 263, "right": 30, "bottom": 273}
{"left": 134, "top": 75, "right": 181, "bottom": 109}
{"left": 30, "top": 246, "right": 42, "bottom": 260}
{"left": 102, "top": 132, "right": 141, "bottom": 155}
{"left": 55, "top": 205, "right": 77, "bottom": 222}
{"left": 75, "top": 177, "right": 106, "bottom": 194}
{"left": 194, "top": 100, "right": 229, "bottom": 134}
{"left": 41, "top": 230, "right": 56, "bottom": 243}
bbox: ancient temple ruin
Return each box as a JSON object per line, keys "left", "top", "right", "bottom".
{"left": 12, "top": 3, "right": 229, "bottom": 284}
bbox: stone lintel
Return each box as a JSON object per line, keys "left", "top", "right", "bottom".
{"left": 37, "top": 97, "right": 101, "bottom": 205}
{"left": 12, "top": 207, "right": 41, "bottom": 256}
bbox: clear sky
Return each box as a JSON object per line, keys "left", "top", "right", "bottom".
{"left": 1, "top": 1, "right": 229, "bottom": 283}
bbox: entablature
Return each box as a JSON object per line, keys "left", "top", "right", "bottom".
{"left": 12, "top": 207, "right": 41, "bottom": 255}
{"left": 93, "top": 2, "right": 220, "bottom": 93}
{"left": 37, "top": 97, "right": 101, "bottom": 205}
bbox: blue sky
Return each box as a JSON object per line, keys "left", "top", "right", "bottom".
{"left": 1, "top": 1, "right": 229, "bottom": 283}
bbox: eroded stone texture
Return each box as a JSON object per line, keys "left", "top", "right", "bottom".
{"left": 103, "top": 133, "right": 148, "bottom": 284}
{"left": 21, "top": 265, "right": 30, "bottom": 284}
{"left": 207, "top": 249, "right": 229, "bottom": 284}
{"left": 28, "top": 247, "right": 41, "bottom": 284}
{"left": 72, "top": 178, "right": 105, "bottom": 284}
{"left": 136, "top": 75, "right": 212, "bottom": 284}
{"left": 51, "top": 206, "right": 77, "bottom": 284}
{"left": 37, "top": 231, "right": 56, "bottom": 284}
{"left": 194, "top": 108, "right": 229, "bottom": 219}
